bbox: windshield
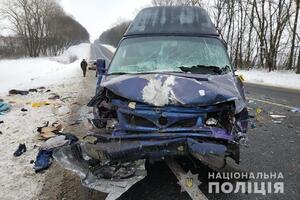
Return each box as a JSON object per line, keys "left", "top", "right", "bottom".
{"left": 108, "top": 36, "right": 232, "bottom": 74}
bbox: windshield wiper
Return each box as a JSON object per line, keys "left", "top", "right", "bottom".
{"left": 179, "top": 65, "right": 226, "bottom": 75}
{"left": 106, "top": 72, "right": 129, "bottom": 75}
{"left": 107, "top": 71, "right": 185, "bottom": 76}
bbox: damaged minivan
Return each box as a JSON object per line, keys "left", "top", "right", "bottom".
{"left": 54, "top": 6, "right": 248, "bottom": 199}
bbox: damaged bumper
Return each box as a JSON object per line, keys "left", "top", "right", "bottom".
{"left": 82, "top": 131, "right": 240, "bottom": 171}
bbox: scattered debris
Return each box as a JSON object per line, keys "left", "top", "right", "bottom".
{"left": 31, "top": 101, "right": 50, "bottom": 108}
{"left": 272, "top": 120, "right": 282, "bottom": 124}
{"left": 48, "top": 93, "right": 60, "bottom": 100}
{"left": 255, "top": 108, "right": 263, "bottom": 121}
{"left": 70, "top": 120, "right": 81, "bottom": 126}
{"left": 21, "top": 108, "right": 28, "bottom": 112}
{"left": 250, "top": 122, "right": 256, "bottom": 129}
{"left": 13, "top": 144, "right": 27, "bottom": 157}
{"left": 60, "top": 96, "right": 72, "bottom": 102}
{"left": 270, "top": 114, "right": 287, "bottom": 119}
{"left": 34, "top": 150, "right": 53, "bottom": 173}
{"left": 34, "top": 133, "right": 78, "bottom": 173}
{"left": 53, "top": 105, "right": 70, "bottom": 116}
{"left": 9, "top": 89, "right": 29, "bottom": 95}
{"left": 0, "top": 120, "right": 4, "bottom": 124}
{"left": 291, "top": 108, "right": 300, "bottom": 113}
{"left": 37, "top": 121, "right": 64, "bottom": 139}
{"left": 248, "top": 100, "right": 254, "bottom": 104}
{"left": 41, "top": 135, "right": 69, "bottom": 150}
{"left": 29, "top": 89, "right": 38, "bottom": 93}
{"left": 0, "top": 102, "right": 11, "bottom": 115}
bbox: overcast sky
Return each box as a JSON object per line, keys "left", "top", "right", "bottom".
{"left": 59, "top": 0, "right": 152, "bottom": 42}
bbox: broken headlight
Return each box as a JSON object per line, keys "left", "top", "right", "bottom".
{"left": 205, "top": 117, "right": 218, "bottom": 126}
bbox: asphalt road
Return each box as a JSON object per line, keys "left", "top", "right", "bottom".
{"left": 90, "top": 42, "right": 114, "bottom": 65}
{"left": 90, "top": 42, "right": 300, "bottom": 200}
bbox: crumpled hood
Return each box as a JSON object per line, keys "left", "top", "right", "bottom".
{"left": 102, "top": 74, "right": 246, "bottom": 113}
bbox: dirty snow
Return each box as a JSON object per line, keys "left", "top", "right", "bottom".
{"left": 0, "top": 43, "right": 92, "bottom": 200}
{"left": 0, "top": 43, "right": 90, "bottom": 95}
{"left": 142, "top": 75, "right": 176, "bottom": 106}
{"left": 237, "top": 69, "right": 300, "bottom": 90}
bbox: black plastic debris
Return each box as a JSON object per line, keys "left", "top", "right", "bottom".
{"left": 9, "top": 89, "right": 29, "bottom": 95}
{"left": 48, "top": 93, "right": 60, "bottom": 100}
{"left": 13, "top": 144, "right": 27, "bottom": 157}
{"left": 21, "top": 108, "right": 28, "bottom": 112}
{"left": 29, "top": 89, "right": 38, "bottom": 93}
{"left": 0, "top": 121, "right": 4, "bottom": 124}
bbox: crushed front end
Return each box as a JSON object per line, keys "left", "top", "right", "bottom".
{"left": 54, "top": 74, "right": 248, "bottom": 199}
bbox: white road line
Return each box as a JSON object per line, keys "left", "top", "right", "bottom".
{"left": 248, "top": 97, "right": 296, "bottom": 109}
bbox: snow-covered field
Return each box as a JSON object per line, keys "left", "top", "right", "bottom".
{"left": 0, "top": 43, "right": 92, "bottom": 200}
{"left": 237, "top": 69, "right": 300, "bottom": 90}
{"left": 0, "top": 43, "right": 90, "bottom": 95}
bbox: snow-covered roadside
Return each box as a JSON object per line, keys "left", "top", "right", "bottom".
{"left": 0, "top": 43, "right": 90, "bottom": 95}
{"left": 237, "top": 69, "right": 300, "bottom": 90}
{"left": 0, "top": 43, "right": 93, "bottom": 200}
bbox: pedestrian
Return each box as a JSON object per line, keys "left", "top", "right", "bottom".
{"left": 80, "top": 59, "right": 88, "bottom": 77}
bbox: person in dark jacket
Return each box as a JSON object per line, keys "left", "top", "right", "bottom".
{"left": 80, "top": 59, "right": 88, "bottom": 77}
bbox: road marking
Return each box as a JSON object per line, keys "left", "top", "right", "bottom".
{"left": 248, "top": 97, "right": 296, "bottom": 110}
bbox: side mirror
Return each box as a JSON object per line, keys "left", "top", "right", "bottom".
{"left": 96, "top": 59, "right": 106, "bottom": 75}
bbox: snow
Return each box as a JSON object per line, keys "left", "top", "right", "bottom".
{"left": 237, "top": 69, "right": 300, "bottom": 90}
{"left": 0, "top": 42, "right": 93, "bottom": 200}
{"left": 0, "top": 43, "right": 90, "bottom": 95}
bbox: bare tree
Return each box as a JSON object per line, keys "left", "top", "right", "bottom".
{"left": 287, "top": 0, "right": 299, "bottom": 69}
{"left": 0, "top": 0, "right": 89, "bottom": 57}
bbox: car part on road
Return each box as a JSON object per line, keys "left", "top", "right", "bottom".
{"left": 53, "top": 144, "right": 147, "bottom": 200}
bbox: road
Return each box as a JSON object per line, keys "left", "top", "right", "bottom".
{"left": 84, "top": 42, "right": 300, "bottom": 200}
{"left": 90, "top": 42, "right": 114, "bottom": 64}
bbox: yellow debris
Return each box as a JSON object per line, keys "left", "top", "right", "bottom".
{"left": 31, "top": 101, "right": 50, "bottom": 108}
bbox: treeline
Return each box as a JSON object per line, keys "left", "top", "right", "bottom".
{"left": 154, "top": 0, "right": 300, "bottom": 73}
{"left": 99, "top": 0, "right": 300, "bottom": 74}
{"left": 99, "top": 21, "right": 131, "bottom": 47}
{"left": 0, "top": 0, "right": 89, "bottom": 58}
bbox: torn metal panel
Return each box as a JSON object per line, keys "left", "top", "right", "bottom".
{"left": 53, "top": 144, "right": 147, "bottom": 200}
